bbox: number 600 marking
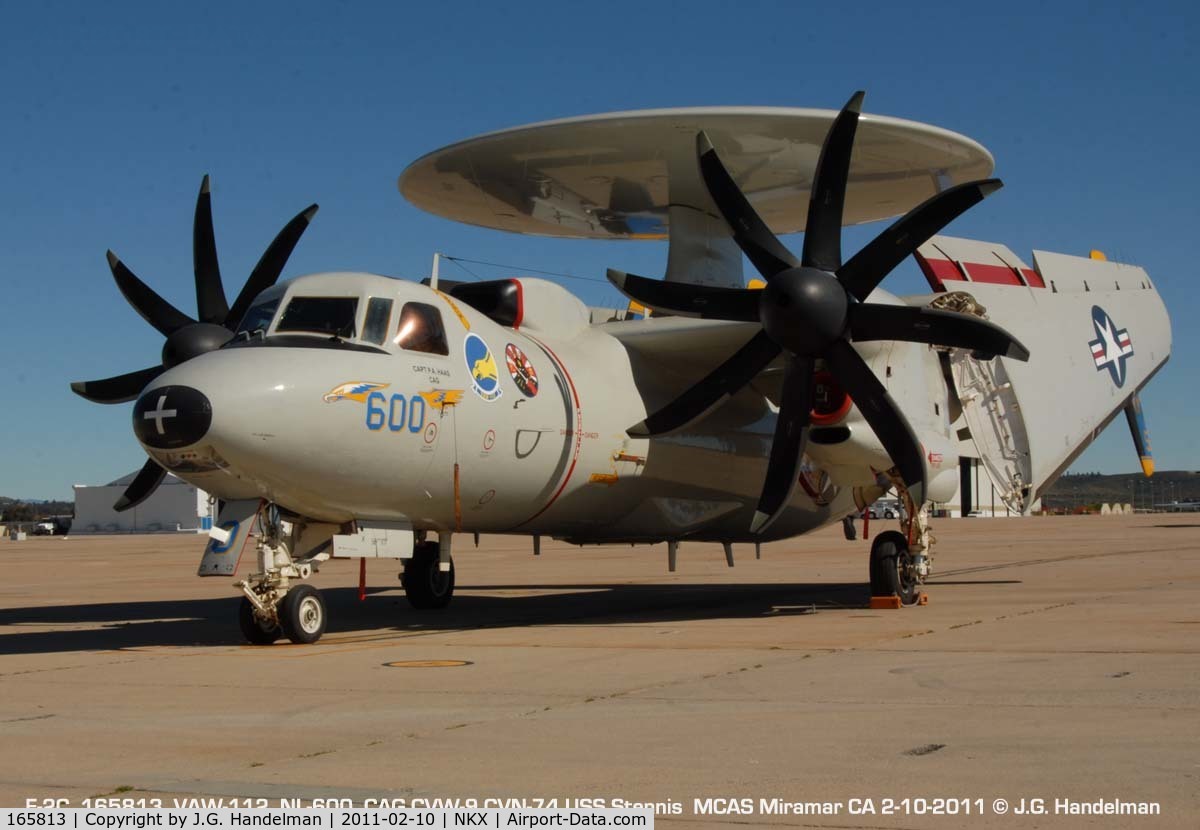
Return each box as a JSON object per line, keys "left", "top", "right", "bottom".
{"left": 366, "top": 392, "right": 426, "bottom": 434}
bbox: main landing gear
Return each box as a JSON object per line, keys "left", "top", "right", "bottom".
{"left": 869, "top": 531, "right": 920, "bottom": 605}
{"left": 400, "top": 539, "right": 455, "bottom": 609}
{"left": 867, "top": 476, "right": 934, "bottom": 607}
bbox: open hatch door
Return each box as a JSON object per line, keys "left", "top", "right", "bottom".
{"left": 951, "top": 352, "right": 1033, "bottom": 514}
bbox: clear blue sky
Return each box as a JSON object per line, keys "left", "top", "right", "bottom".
{"left": 2, "top": 1, "right": 1197, "bottom": 499}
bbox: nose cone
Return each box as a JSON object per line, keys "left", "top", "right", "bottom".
{"left": 133, "top": 386, "right": 212, "bottom": 449}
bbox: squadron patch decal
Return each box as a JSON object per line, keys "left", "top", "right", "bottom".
{"left": 464, "top": 333, "right": 502, "bottom": 402}
{"left": 505, "top": 343, "right": 539, "bottom": 397}
{"left": 323, "top": 381, "right": 389, "bottom": 403}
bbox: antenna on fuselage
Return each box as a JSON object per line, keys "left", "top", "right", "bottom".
{"left": 430, "top": 251, "right": 441, "bottom": 290}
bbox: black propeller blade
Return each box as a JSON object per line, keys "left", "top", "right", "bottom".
{"left": 107, "top": 251, "right": 194, "bottom": 337}
{"left": 193, "top": 175, "right": 229, "bottom": 325}
{"left": 824, "top": 339, "right": 926, "bottom": 508}
{"left": 696, "top": 133, "right": 799, "bottom": 279}
{"left": 751, "top": 356, "right": 814, "bottom": 533}
{"left": 113, "top": 458, "right": 168, "bottom": 512}
{"left": 837, "top": 179, "right": 1002, "bottom": 302}
{"left": 848, "top": 303, "right": 1030, "bottom": 361}
{"left": 607, "top": 269, "right": 761, "bottom": 321}
{"left": 616, "top": 91, "right": 1027, "bottom": 533}
{"left": 628, "top": 330, "right": 781, "bottom": 437}
{"left": 800, "top": 90, "right": 863, "bottom": 272}
{"left": 72, "top": 176, "right": 318, "bottom": 510}
{"left": 70, "top": 365, "right": 165, "bottom": 405}
{"left": 226, "top": 203, "right": 319, "bottom": 328}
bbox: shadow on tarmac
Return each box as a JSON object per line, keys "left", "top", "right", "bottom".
{"left": 924, "top": 579, "right": 1022, "bottom": 586}
{"left": 0, "top": 574, "right": 1025, "bottom": 656}
{"left": 0, "top": 580, "right": 882, "bottom": 655}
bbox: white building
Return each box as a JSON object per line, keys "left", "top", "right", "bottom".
{"left": 934, "top": 455, "right": 1042, "bottom": 518}
{"left": 73, "top": 471, "right": 214, "bottom": 533}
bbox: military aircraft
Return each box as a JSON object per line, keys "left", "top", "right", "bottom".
{"left": 71, "top": 92, "right": 1170, "bottom": 644}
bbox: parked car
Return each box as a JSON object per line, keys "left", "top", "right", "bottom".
{"left": 866, "top": 502, "right": 898, "bottom": 519}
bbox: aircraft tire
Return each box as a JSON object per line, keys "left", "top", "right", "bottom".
{"left": 238, "top": 596, "right": 281, "bottom": 645}
{"left": 403, "top": 542, "right": 455, "bottom": 609}
{"left": 869, "top": 530, "right": 918, "bottom": 605}
{"left": 280, "top": 584, "right": 327, "bottom": 644}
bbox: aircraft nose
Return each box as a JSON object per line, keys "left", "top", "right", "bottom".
{"left": 132, "top": 385, "right": 212, "bottom": 449}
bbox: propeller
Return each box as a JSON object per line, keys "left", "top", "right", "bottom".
{"left": 71, "top": 176, "right": 318, "bottom": 511}
{"left": 608, "top": 91, "right": 1029, "bottom": 534}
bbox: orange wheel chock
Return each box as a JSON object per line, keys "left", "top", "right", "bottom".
{"left": 868, "top": 593, "right": 929, "bottom": 609}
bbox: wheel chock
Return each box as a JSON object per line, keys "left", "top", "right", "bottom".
{"left": 869, "top": 593, "right": 929, "bottom": 609}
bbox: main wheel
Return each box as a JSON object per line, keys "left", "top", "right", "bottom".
{"left": 280, "top": 584, "right": 327, "bottom": 644}
{"left": 869, "top": 530, "right": 919, "bottom": 605}
{"left": 238, "top": 596, "right": 281, "bottom": 645}
{"left": 403, "top": 542, "right": 455, "bottom": 609}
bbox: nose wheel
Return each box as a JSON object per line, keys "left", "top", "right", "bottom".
{"left": 280, "top": 584, "right": 327, "bottom": 644}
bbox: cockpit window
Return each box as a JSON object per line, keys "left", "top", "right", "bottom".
{"left": 362, "top": 297, "right": 393, "bottom": 345}
{"left": 394, "top": 302, "right": 448, "bottom": 355}
{"left": 276, "top": 296, "right": 359, "bottom": 338}
{"left": 237, "top": 297, "right": 280, "bottom": 335}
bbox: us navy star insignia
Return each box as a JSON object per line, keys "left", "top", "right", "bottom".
{"left": 1088, "top": 305, "right": 1133, "bottom": 387}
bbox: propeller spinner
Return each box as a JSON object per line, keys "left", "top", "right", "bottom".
{"left": 71, "top": 176, "right": 318, "bottom": 511}
{"left": 608, "top": 91, "right": 1030, "bottom": 534}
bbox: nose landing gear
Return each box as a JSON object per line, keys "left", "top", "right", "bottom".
{"left": 234, "top": 506, "right": 331, "bottom": 644}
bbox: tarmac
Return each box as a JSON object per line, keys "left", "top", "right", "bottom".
{"left": 0, "top": 514, "right": 1197, "bottom": 828}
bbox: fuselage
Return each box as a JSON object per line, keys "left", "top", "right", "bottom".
{"left": 133, "top": 272, "right": 951, "bottom": 543}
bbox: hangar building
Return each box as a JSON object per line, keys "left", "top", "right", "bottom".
{"left": 73, "top": 471, "right": 213, "bottom": 534}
